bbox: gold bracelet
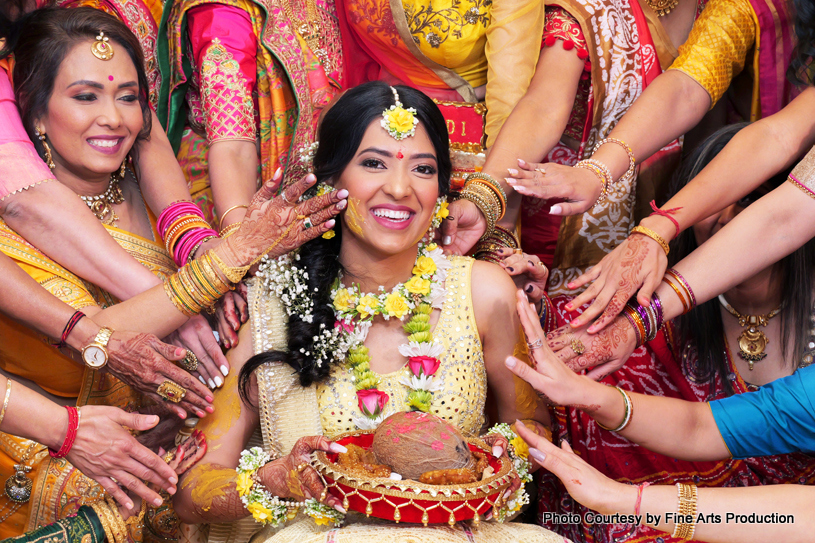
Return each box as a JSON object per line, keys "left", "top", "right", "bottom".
{"left": 594, "top": 137, "right": 636, "bottom": 183}
{"left": 0, "top": 380, "right": 12, "bottom": 428}
{"left": 663, "top": 271, "right": 692, "bottom": 314}
{"left": 459, "top": 185, "right": 499, "bottom": 240}
{"left": 218, "top": 204, "right": 249, "bottom": 231}
{"left": 91, "top": 500, "right": 118, "bottom": 543}
{"left": 164, "top": 275, "right": 197, "bottom": 317}
{"left": 219, "top": 222, "right": 241, "bottom": 239}
{"left": 630, "top": 225, "right": 670, "bottom": 256}
{"left": 672, "top": 483, "right": 698, "bottom": 540}
{"left": 473, "top": 225, "right": 520, "bottom": 263}
{"left": 188, "top": 259, "right": 222, "bottom": 301}
{"left": 465, "top": 173, "right": 507, "bottom": 219}
{"left": 201, "top": 252, "right": 231, "bottom": 293}
{"left": 209, "top": 250, "right": 251, "bottom": 284}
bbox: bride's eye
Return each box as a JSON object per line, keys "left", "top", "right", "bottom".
{"left": 361, "top": 158, "right": 385, "bottom": 169}
{"left": 414, "top": 164, "right": 437, "bottom": 175}
{"left": 119, "top": 93, "right": 138, "bottom": 103}
{"left": 73, "top": 93, "right": 97, "bottom": 102}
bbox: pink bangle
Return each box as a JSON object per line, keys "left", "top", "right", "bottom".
{"left": 158, "top": 201, "right": 206, "bottom": 238}
{"left": 175, "top": 227, "right": 218, "bottom": 266}
{"left": 49, "top": 406, "right": 80, "bottom": 458}
{"left": 634, "top": 481, "right": 651, "bottom": 517}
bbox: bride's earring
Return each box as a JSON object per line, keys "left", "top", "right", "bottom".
{"left": 34, "top": 128, "right": 56, "bottom": 170}
{"left": 118, "top": 157, "right": 128, "bottom": 179}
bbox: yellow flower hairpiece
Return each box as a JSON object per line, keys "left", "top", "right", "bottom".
{"left": 381, "top": 87, "right": 418, "bottom": 140}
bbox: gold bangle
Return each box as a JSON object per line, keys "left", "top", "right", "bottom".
{"left": 464, "top": 173, "right": 507, "bottom": 219}
{"left": 672, "top": 483, "right": 698, "bottom": 540}
{"left": 595, "top": 386, "right": 632, "bottom": 432}
{"left": 219, "top": 222, "right": 241, "bottom": 239}
{"left": 218, "top": 204, "right": 249, "bottom": 231}
{"left": 91, "top": 500, "right": 118, "bottom": 543}
{"left": 164, "top": 275, "right": 197, "bottom": 316}
{"left": 574, "top": 159, "right": 612, "bottom": 204}
{"left": 459, "top": 185, "right": 498, "bottom": 240}
{"left": 106, "top": 496, "right": 129, "bottom": 543}
{"left": 209, "top": 250, "right": 251, "bottom": 284}
{"left": 188, "top": 260, "right": 222, "bottom": 300}
{"left": 630, "top": 225, "right": 669, "bottom": 256}
{"left": 594, "top": 137, "right": 636, "bottom": 183}
{"left": 0, "top": 380, "right": 12, "bottom": 428}
{"left": 201, "top": 252, "right": 231, "bottom": 292}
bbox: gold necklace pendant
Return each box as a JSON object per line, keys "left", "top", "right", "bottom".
{"left": 737, "top": 326, "right": 769, "bottom": 370}
{"left": 645, "top": 0, "right": 680, "bottom": 17}
{"left": 4, "top": 463, "right": 32, "bottom": 504}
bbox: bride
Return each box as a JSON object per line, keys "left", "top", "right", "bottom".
{"left": 173, "top": 82, "right": 564, "bottom": 542}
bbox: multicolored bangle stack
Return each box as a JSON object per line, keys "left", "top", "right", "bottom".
{"left": 460, "top": 172, "right": 507, "bottom": 240}
{"left": 91, "top": 497, "right": 131, "bottom": 543}
{"left": 622, "top": 292, "right": 664, "bottom": 347}
{"left": 163, "top": 251, "right": 239, "bottom": 316}
{"left": 574, "top": 159, "right": 613, "bottom": 205}
{"left": 663, "top": 268, "right": 696, "bottom": 315}
{"left": 672, "top": 482, "right": 698, "bottom": 540}
{"left": 593, "top": 137, "right": 636, "bottom": 183}
{"left": 472, "top": 225, "right": 519, "bottom": 263}
{"left": 49, "top": 406, "right": 81, "bottom": 458}
{"left": 158, "top": 201, "right": 220, "bottom": 267}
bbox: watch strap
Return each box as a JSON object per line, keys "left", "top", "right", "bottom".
{"left": 94, "top": 327, "right": 114, "bottom": 347}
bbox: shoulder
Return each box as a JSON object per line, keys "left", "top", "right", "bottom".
{"left": 468, "top": 258, "right": 520, "bottom": 328}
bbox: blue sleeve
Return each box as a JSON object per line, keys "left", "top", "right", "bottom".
{"left": 710, "top": 366, "right": 815, "bottom": 458}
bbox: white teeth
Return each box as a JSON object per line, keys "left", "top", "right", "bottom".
{"left": 88, "top": 139, "right": 119, "bottom": 148}
{"left": 372, "top": 209, "right": 411, "bottom": 221}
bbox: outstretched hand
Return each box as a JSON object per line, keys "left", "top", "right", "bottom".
{"left": 506, "top": 159, "right": 601, "bottom": 216}
{"left": 546, "top": 317, "right": 638, "bottom": 380}
{"left": 497, "top": 248, "right": 549, "bottom": 304}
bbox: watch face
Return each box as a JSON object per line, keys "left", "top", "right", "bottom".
{"left": 83, "top": 345, "right": 107, "bottom": 368}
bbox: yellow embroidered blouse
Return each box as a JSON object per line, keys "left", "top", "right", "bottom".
{"left": 668, "top": 0, "right": 755, "bottom": 110}
{"left": 317, "top": 256, "right": 487, "bottom": 439}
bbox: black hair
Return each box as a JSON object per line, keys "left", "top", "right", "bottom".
{"left": 239, "top": 82, "right": 450, "bottom": 403}
{"left": 11, "top": 6, "right": 152, "bottom": 161}
{"left": 789, "top": 0, "right": 815, "bottom": 86}
{"left": 0, "top": 0, "right": 44, "bottom": 57}
{"left": 667, "top": 123, "right": 815, "bottom": 395}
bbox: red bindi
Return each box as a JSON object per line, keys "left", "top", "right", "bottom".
{"left": 108, "top": 75, "right": 114, "bottom": 81}
{"left": 396, "top": 150, "right": 404, "bottom": 159}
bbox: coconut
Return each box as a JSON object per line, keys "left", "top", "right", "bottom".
{"left": 371, "top": 411, "right": 472, "bottom": 480}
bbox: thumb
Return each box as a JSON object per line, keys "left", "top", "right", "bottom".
{"left": 118, "top": 411, "right": 161, "bottom": 432}
{"left": 441, "top": 217, "right": 457, "bottom": 247}
{"left": 504, "top": 355, "right": 543, "bottom": 388}
{"left": 255, "top": 167, "right": 283, "bottom": 203}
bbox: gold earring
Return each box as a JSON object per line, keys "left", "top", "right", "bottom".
{"left": 35, "top": 129, "right": 56, "bottom": 170}
{"left": 118, "top": 158, "right": 127, "bottom": 179}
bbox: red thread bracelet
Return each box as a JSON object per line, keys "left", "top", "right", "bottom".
{"left": 55, "top": 311, "right": 86, "bottom": 349}
{"left": 648, "top": 200, "right": 682, "bottom": 240}
{"left": 49, "top": 406, "right": 80, "bottom": 458}
{"left": 634, "top": 481, "right": 651, "bottom": 517}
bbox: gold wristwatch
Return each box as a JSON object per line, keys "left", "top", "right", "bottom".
{"left": 81, "top": 327, "right": 114, "bottom": 369}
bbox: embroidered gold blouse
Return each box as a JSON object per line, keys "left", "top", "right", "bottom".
{"left": 317, "top": 256, "right": 487, "bottom": 439}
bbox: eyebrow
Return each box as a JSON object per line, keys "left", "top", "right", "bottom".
{"left": 358, "top": 147, "right": 437, "bottom": 162}
{"left": 67, "top": 80, "right": 138, "bottom": 89}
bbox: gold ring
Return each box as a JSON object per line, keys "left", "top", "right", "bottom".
{"left": 157, "top": 380, "right": 186, "bottom": 403}
{"left": 297, "top": 214, "right": 306, "bottom": 220}
{"left": 535, "top": 167, "right": 546, "bottom": 176}
{"left": 162, "top": 451, "right": 176, "bottom": 464}
{"left": 181, "top": 351, "right": 199, "bottom": 372}
{"left": 526, "top": 338, "right": 543, "bottom": 350}
{"left": 295, "top": 462, "right": 309, "bottom": 473}
{"left": 513, "top": 248, "right": 523, "bottom": 255}
{"left": 281, "top": 192, "right": 292, "bottom": 205}
{"left": 569, "top": 335, "right": 586, "bottom": 355}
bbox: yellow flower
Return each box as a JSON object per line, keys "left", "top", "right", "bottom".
{"left": 333, "top": 288, "right": 355, "bottom": 312}
{"left": 435, "top": 201, "right": 449, "bottom": 220}
{"left": 510, "top": 436, "right": 529, "bottom": 460}
{"left": 321, "top": 229, "right": 336, "bottom": 239}
{"left": 426, "top": 242, "right": 438, "bottom": 251}
{"left": 412, "top": 255, "right": 437, "bottom": 277}
{"left": 247, "top": 502, "right": 274, "bottom": 523}
{"left": 383, "top": 292, "right": 409, "bottom": 319}
{"left": 236, "top": 471, "right": 254, "bottom": 497}
{"left": 311, "top": 514, "right": 332, "bottom": 526}
{"left": 387, "top": 107, "right": 416, "bottom": 134}
{"left": 356, "top": 295, "right": 380, "bottom": 319}
{"left": 404, "top": 276, "right": 431, "bottom": 296}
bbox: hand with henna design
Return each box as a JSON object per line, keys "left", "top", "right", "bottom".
{"left": 257, "top": 435, "right": 347, "bottom": 513}
{"left": 106, "top": 331, "right": 214, "bottom": 419}
{"left": 547, "top": 317, "right": 638, "bottom": 380}
{"left": 438, "top": 198, "right": 486, "bottom": 255}
{"left": 216, "top": 168, "right": 347, "bottom": 269}
{"left": 166, "top": 315, "right": 229, "bottom": 391}
{"left": 214, "top": 283, "right": 248, "bottom": 350}
{"left": 564, "top": 233, "right": 666, "bottom": 333}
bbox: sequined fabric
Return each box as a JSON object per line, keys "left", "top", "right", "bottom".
{"left": 317, "top": 257, "right": 486, "bottom": 439}
{"left": 789, "top": 145, "right": 815, "bottom": 199}
{"left": 668, "top": 0, "right": 755, "bottom": 107}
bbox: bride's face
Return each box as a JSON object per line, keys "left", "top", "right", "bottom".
{"left": 334, "top": 120, "right": 440, "bottom": 256}
{"left": 35, "top": 39, "right": 143, "bottom": 181}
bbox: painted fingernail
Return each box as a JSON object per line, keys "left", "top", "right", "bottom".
{"left": 503, "top": 489, "right": 512, "bottom": 499}
{"left": 220, "top": 365, "right": 229, "bottom": 376}
{"left": 492, "top": 445, "right": 502, "bottom": 458}
{"left": 326, "top": 219, "right": 336, "bottom": 228}
{"left": 507, "top": 267, "right": 514, "bottom": 272}
{"left": 505, "top": 177, "right": 517, "bottom": 185}
{"left": 518, "top": 158, "right": 527, "bottom": 166}
{"left": 504, "top": 356, "right": 517, "bottom": 368}
{"left": 507, "top": 168, "right": 518, "bottom": 175}
{"left": 525, "top": 285, "right": 533, "bottom": 293}
{"left": 565, "top": 303, "right": 574, "bottom": 310}
{"left": 337, "top": 200, "right": 347, "bottom": 210}
{"left": 273, "top": 167, "right": 282, "bottom": 180}
{"left": 443, "top": 236, "right": 452, "bottom": 245}
{"left": 206, "top": 395, "right": 214, "bottom": 402}
{"left": 529, "top": 448, "right": 546, "bottom": 464}
{"left": 337, "top": 189, "right": 349, "bottom": 198}
{"left": 206, "top": 405, "right": 215, "bottom": 413}
{"left": 154, "top": 498, "right": 163, "bottom": 506}
{"left": 329, "top": 443, "right": 348, "bottom": 453}
{"left": 214, "top": 376, "right": 223, "bottom": 387}
{"left": 232, "top": 322, "right": 239, "bottom": 331}
{"left": 334, "top": 504, "right": 347, "bottom": 514}
{"left": 208, "top": 379, "right": 216, "bottom": 389}
{"left": 197, "top": 410, "right": 206, "bottom": 417}
{"left": 306, "top": 174, "right": 316, "bottom": 184}
{"left": 567, "top": 282, "right": 576, "bottom": 289}
{"left": 549, "top": 205, "right": 563, "bottom": 215}
{"left": 198, "top": 376, "right": 206, "bottom": 386}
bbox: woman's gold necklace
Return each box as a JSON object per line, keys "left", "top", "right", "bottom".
{"left": 718, "top": 295, "right": 781, "bottom": 370}
{"left": 80, "top": 174, "right": 126, "bottom": 226}
{"left": 645, "top": 0, "right": 680, "bottom": 17}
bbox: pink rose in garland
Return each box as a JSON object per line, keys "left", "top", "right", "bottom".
{"left": 408, "top": 356, "right": 441, "bottom": 377}
{"left": 357, "top": 389, "right": 389, "bottom": 417}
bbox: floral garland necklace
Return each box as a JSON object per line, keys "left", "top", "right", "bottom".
{"left": 331, "top": 239, "right": 451, "bottom": 429}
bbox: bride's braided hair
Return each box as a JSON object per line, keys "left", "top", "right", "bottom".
{"left": 239, "top": 82, "right": 450, "bottom": 404}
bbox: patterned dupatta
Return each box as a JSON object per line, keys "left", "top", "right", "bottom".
{"left": 537, "top": 298, "right": 815, "bottom": 543}
{"left": 158, "top": 0, "right": 343, "bottom": 188}
{"left": 542, "top": 0, "right": 684, "bottom": 296}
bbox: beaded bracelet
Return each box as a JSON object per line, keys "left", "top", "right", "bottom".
{"left": 672, "top": 483, "right": 698, "bottom": 540}
{"left": 574, "top": 159, "right": 612, "bottom": 204}
{"left": 593, "top": 137, "right": 636, "bottom": 183}
{"left": 50, "top": 406, "right": 81, "bottom": 458}
{"left": 596, "top": 386, "right": 633, "bottom": 432}
{"left": 55, "top": 311, "right": 86, "bottom": 349}
{"left": 630, "top": 225, "right": 670, "bottom": 256}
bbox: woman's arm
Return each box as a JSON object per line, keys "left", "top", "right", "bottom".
{"left": 518, "top": 422, "right": 815, "bottom": 543}
{"left": 471, "top": 261, "right": 549, "bottom": 426}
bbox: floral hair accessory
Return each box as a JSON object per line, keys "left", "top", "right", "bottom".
{"left": 381, "top": 87, "right": 418, "bottom": 140}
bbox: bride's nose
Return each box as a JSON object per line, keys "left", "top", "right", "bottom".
{"left": 381, "top": 168, "right": 412, "bottom": 200}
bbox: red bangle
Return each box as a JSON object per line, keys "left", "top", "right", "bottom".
{"left": 648, "top": 200, "right": 681, "bottom": 240}
{"left": 55, "top": 311, "right": 86, "bottom": 349}
{"left": 49, "top": 406, "right": 80, "bottom": 458}
{"left": 634, "top": 481, "right": 651, "bottom": 517}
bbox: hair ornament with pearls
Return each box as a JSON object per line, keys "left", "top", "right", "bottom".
{"left": 381, "top": 87, "right": 418, "bottom": 140}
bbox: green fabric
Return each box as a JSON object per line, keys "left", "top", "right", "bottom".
{"left": 0, "top": 506, "right": 104, "bottom": 543}
{"left": 157, "top": 0, "right": 193, "bottom": 152}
